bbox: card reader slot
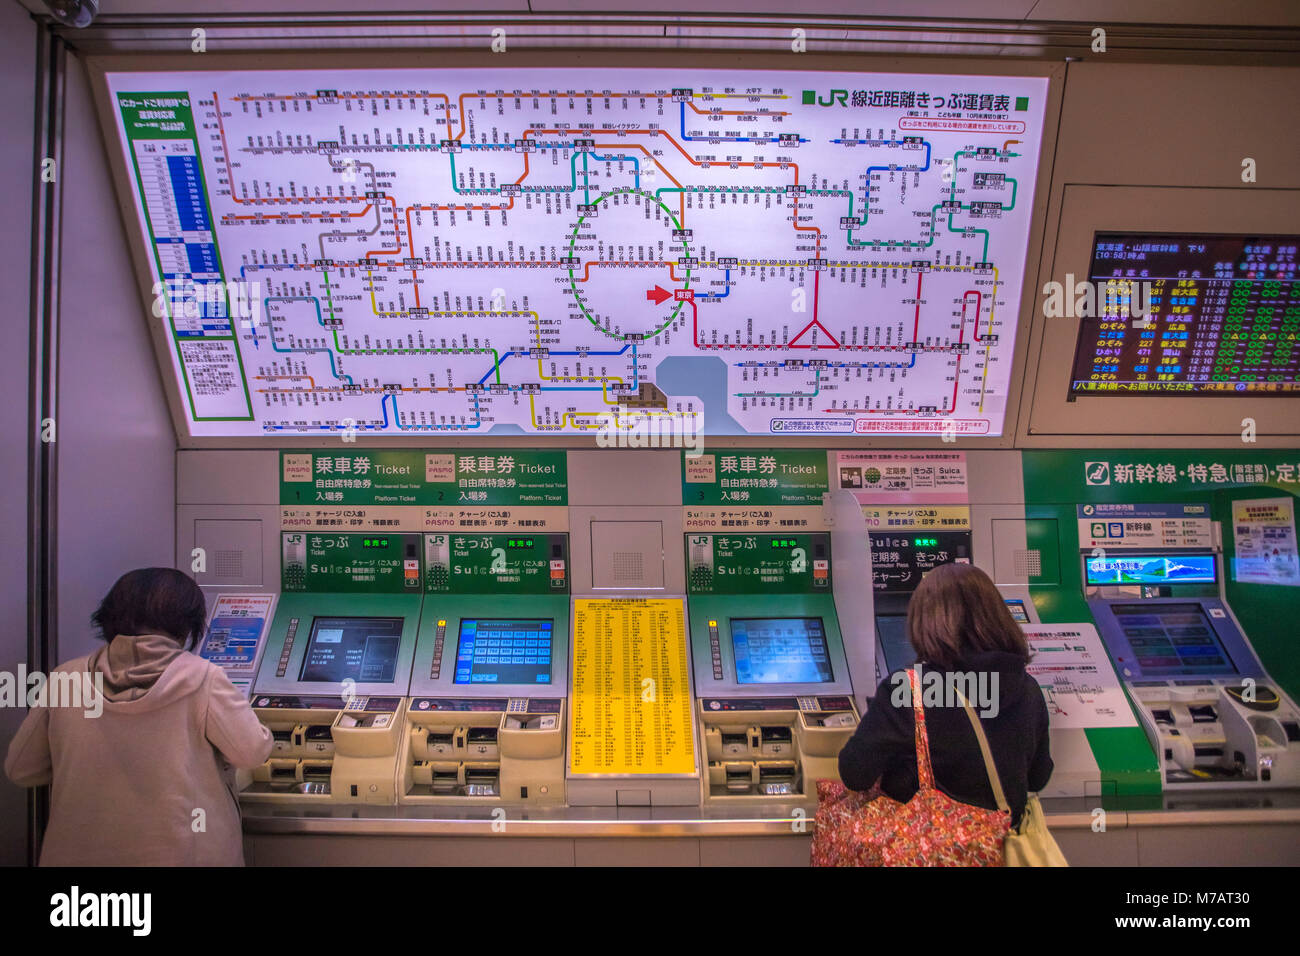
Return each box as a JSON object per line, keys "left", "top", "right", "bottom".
{"left": 1188, "top": 705, "right": 1218, "bottom": 723}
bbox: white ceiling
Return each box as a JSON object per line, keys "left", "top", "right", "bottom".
{"left": 12, "top": 0, "right": 1300, "bottom": 27}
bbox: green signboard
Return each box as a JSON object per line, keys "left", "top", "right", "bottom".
{"left": 280, "top": 449, "right": 568, "bottom": 507}
{"left": 1021, "top": 448, "right": 1300, "bottom": 701}
{"left": 686, "top": 533, "right": 831, "bottom": 594}
{"left": 1024, "top": 449, "right": 1300, "bottom": 505}
{"left": 425, "top": 532, "right": 568, "bottom": 595}
{"left": 281, "top": 531, "right": 422, "bottom": 593}
{"left": 681, "top": 449, "right": 828, "bottom": 506}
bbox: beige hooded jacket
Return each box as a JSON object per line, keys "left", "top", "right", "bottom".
{"left": 4, "top": 634, "right": 272, "bottom": 866}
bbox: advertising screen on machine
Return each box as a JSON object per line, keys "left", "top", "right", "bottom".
{"left": 1085, "top": 552, "right": 1218, "bottom": 586}
{"left": 104, "top": 67, "right": 1048, "bottom": 437}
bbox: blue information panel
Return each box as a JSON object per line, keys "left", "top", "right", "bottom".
{"left": 455, "top": 619, "right": 554, "bottom": 685}
{"left": 731, "top": 617, "right": 832, "bottom": 684}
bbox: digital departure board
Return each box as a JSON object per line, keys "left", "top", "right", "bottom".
{"left": 1069, "top": 233, "right": 1299, "bottom": 396}
{"left": 299, "top": 616, "right": 403, "bottom": 683}
{"left": 102, "top": 67, "right": 1049, "bottom": 437}
{"left": 454, "top": 619, "right": 554, "bottom": 685}
{"left": 731, "top": 617, "right": 832, "bottom": 684}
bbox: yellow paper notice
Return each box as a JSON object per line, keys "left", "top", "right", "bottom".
{"left": 569, "top": 598, "right": 696, "bottom": 776}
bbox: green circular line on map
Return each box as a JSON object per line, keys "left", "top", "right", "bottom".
{"left": 566, "top": 188, "right": 692, "bottom": 342}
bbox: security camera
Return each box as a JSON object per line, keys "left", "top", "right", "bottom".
{"left": 44, "top": 0, "right": 100, "bottom": 28}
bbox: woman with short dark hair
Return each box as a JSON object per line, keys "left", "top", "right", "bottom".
{"left": 5, "top": 568, "right": 272, "bottom": 866}
{"left": 838, "top": 563, "right": 1052, "bottom": 827}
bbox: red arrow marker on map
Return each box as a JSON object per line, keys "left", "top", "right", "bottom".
{"left": 646, "top": 285, "right": 673, "bottom": 305}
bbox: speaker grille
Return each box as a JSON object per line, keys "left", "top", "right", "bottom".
{"left": 1013, "top": 549, "right": 1042, "bottom": 578}
{"left": 214, "top": 549, "right": 244, "bottom": 579}
{"left": 611, "top": 551, "right": 644, "bottom": 585}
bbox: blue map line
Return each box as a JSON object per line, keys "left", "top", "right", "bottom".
{"left": 264, "top": 296, "right": 355, "bottom": 384}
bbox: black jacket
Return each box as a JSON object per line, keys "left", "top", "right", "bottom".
{"left": 838, "top": 650, "right": 1052, "bottom": 826}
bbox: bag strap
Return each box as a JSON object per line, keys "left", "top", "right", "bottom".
{"left": 907, "top": 668, "right": 936, "bottom": 790}
{"left": 957, "top": 692, "right": 1010, "bottom": 814}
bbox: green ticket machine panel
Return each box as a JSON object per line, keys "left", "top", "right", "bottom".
{"left": 402, "top": 532, "right": 571, "bottom": 806}
{"left": 244, "top": 533, "right": 425, "bottom": 805}
{"left": 685, "top": 532, "right": 859, "bottom": 803}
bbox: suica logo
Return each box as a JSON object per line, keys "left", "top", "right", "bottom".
{"left": 49, "top": 886, "right": 151, "bottom": 936}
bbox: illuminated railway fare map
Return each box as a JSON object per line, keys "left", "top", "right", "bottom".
{"left": 105, "top": 68, "right": 1049, "bottom": 437}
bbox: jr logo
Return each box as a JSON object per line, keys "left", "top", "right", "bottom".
{"left": 802, "top": 89, "right": 849, "bottom": 107}
{"left": 1084, "top": 461, "right": 1111, "bottom": 486}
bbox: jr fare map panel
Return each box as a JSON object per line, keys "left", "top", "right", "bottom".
{"left": 104, "top": 68, "right": 1049, "bottom": 437}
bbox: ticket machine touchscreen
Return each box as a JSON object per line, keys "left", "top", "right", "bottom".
{"left": 731, "top": 618, "right": 832, "bottom": 685}
{"left": 299, "top": 617, "right": 404, "bottom": 684}
{"left": 453, "top": 619, "right": 555, "bottom": 686}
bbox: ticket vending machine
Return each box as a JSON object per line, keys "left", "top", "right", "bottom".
{"left": 686, "top": 533, "right": 860, "bottom": 802}
{"left": 242, "top": 532, "right": 424, "bottom": 805}
{"left": 401, "top": 533, "right": 571, "bottom": 805}
{"left": 867, "top": 531, "right": 1136, "bottom": 799}
{"left": 1086, "top": 548, "right": 1300, "bottom": 788}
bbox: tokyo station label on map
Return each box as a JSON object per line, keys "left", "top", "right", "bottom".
{"left": 107, "top": 69, "right": 1048, "bottom": 438}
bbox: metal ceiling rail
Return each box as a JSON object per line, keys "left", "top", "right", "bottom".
{"left": 41, "top": 12, "right": 1300, "bottom": 63}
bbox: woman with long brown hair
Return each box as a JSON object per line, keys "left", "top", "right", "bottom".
{"left": 838, "top": 563, "right": 1052, "bottom": 826}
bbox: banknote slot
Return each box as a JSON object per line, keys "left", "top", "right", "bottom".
{"left": 465, "top": 727, "right": 499, "bottom": 760}
{"left": 759, "top": 726, "right": 793, "bottom": 757}
{"left": 720, "top": 732, "right": 749, "bottom": 757}
{"left": 426, "top": 731, "right": 455, "bottom": 756}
